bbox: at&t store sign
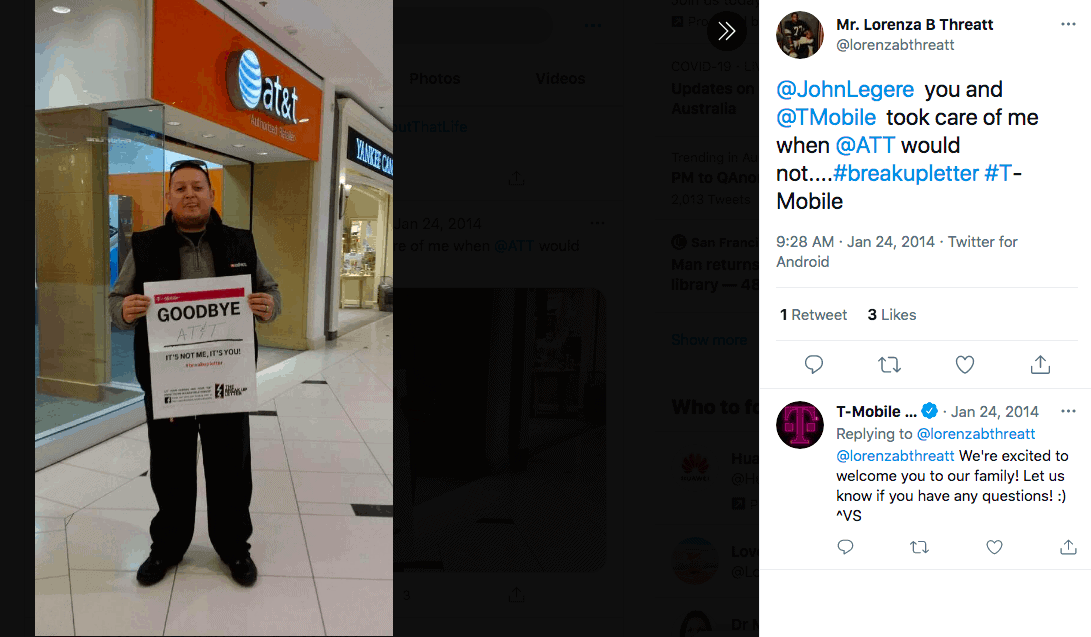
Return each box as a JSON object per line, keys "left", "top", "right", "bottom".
{"left": 347, "top": 127, "right": 393, "bottom": 180}
{"left": 226, "top": 50, "right": 299, "bottom": 125}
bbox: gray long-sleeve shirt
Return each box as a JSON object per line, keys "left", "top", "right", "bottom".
{"left": 109, "top": 226, "right": 282, "bottom": 330}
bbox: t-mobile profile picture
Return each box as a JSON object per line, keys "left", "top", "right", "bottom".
{"left": 776, "top": 401, "right": 824, "bottom": 448}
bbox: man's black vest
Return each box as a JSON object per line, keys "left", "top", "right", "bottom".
{"left": 130, "top": 208, "right": 258, "bottom": 394}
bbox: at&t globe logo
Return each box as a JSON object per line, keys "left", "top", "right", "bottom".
{"left": 234, "top": 50, "right": 262, "bottom": 109}
{"left": 227, "top": 49, "right": 300, "bottom": 125}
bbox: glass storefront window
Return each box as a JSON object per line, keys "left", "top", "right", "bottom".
{"left": 35, "top": 105, "right": 165, "bottom": 438}
{"left": 104, "top": 106, "right": 166, "bottom": 398}
{"left": 36, "top": 101, "right": 322, "bottom": 456}
{"left": 35, "top": 105, "right": 258, "bottom": 440}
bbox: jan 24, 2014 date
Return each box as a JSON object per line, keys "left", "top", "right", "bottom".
{"left": 951, "top": 405, "right": 1039, "bottom": 419}
{"left": 775, "top": 235, "right": 938, "bottom": 249}
{"left": 399, "top": 217, "right": 483, "bottom": 231}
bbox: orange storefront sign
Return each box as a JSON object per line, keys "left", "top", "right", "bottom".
{"left": 152, "top": 0, "right": 322, "bottom": 161}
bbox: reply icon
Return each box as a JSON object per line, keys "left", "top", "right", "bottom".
{"left": 805, "top": 355, "right": 824, "bottom": 374}
{"left": 838, "top": 539, "right": 853, "bottom": 554}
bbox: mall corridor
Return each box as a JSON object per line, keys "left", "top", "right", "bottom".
{"left": 34, "top": 317, "right": 393, "bottom": 636}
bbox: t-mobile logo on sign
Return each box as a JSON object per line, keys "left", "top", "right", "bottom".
{"left": 776, "top": 401, "right": 824, "bottom": 449}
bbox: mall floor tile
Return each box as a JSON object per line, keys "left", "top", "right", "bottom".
{"left": 33, "top": 315, "right": 393, "bottom": 636}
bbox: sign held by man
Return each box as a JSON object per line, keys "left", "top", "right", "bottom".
{"left": 144, "top": 275, "right": 258, "bottom": 419}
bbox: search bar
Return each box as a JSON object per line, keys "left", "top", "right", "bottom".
{"left": 396, "top": 7, "right": 552, "bottom": 44}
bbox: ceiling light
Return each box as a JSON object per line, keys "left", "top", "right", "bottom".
{"left": 257, "top": 152, "right": 268, "bottom": 155}
{"left": 298, "top": 118, "right": 309, "bottom": 123}
{"left": 167, "top": 121, "right": 180, "bottom": 126}
{"left": 202, "top": 134, "right": 215, "bottom": 138}
{"left": 52, "top": 6, "right": 71, "bottom": 13}
{"left": 232, "top": 144, "right": 245, "bottom": 148}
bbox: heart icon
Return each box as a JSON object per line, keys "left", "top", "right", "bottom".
{"left": 956, "top": 356, "right": 975, "bottom": 374}
{"left": 986, "top": 540, "right": 1002, "bottom": 554}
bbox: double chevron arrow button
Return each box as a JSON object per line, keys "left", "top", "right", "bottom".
{"left": 706, "top": 11, "right": 747, "bottom": 51}
{"left": 718, "top": 21, "right": 735, "bottom": 41}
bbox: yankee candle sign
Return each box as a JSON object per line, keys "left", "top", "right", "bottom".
{"left": 347, "top": 126, "right": 393, "bottom": 180}
{"left": 144, "top": 275, "right": 258, "bottom": 419}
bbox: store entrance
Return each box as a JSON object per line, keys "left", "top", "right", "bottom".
{"left": 336, "top": 181, "right": 390, "bottom": 333}
{"left": 33, "top": 103, "right": 261, "bottom": 436}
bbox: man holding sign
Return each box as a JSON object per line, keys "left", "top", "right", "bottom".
{"left": 108, "top": 160, "right": 281, "bottom": 587}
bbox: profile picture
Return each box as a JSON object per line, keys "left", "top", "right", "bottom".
{"left": 776, "top": 400, "right": 824, "bottom": 448}
{"left": 679, "top": 610, "right": 712, "bottom": 636}
{"left": 671, "top": 537, "right": 718, "bottom": 585}
{"left": 776, "top": 11, "right": 823, "bottom": 59}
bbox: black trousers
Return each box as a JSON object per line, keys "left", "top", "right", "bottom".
{"left": 143, "top": 393, "right": 254, "bottom": 562}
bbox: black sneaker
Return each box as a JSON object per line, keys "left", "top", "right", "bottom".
{"left": 136, "top": 553, "right": 182, "bottom": 585}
